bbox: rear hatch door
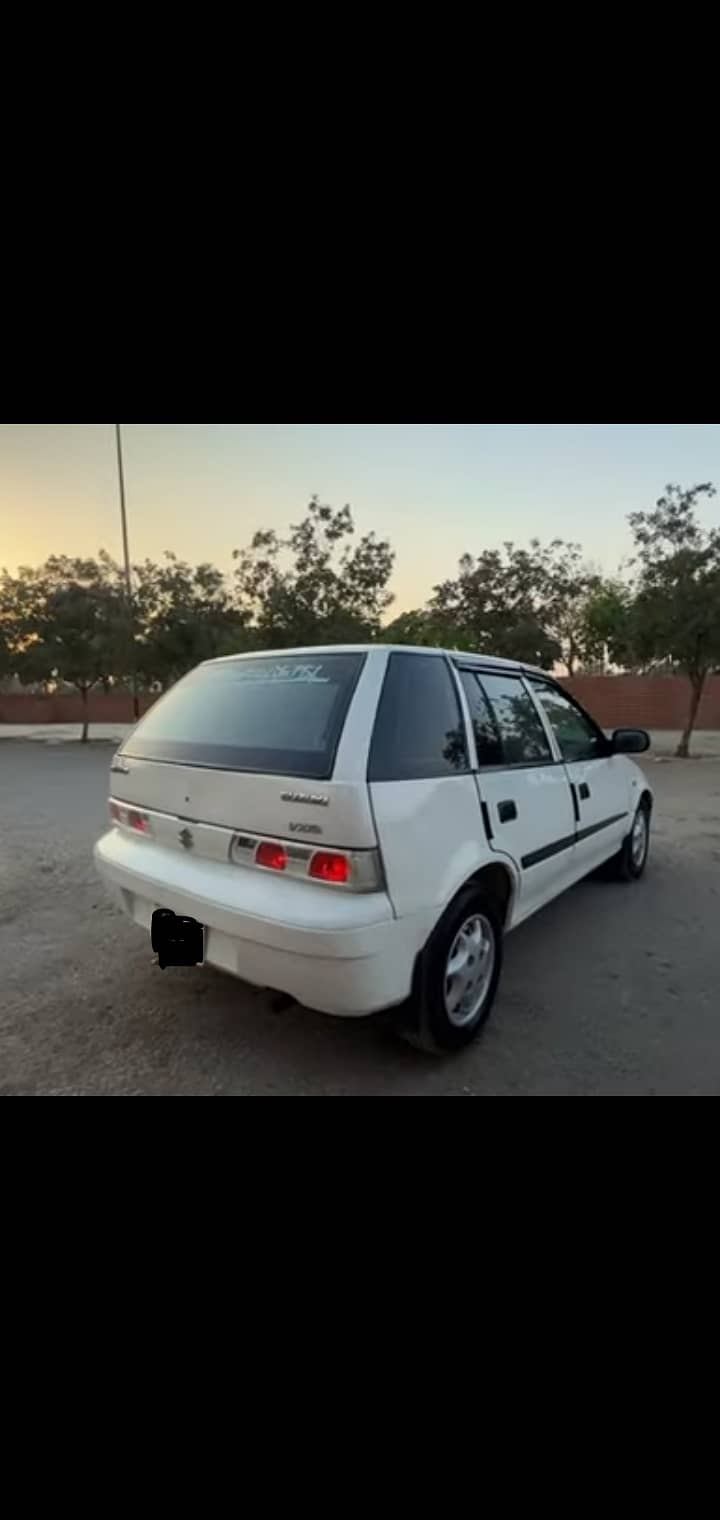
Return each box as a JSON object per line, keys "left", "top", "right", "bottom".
{"left": 112, "top": 653, "right": 377, "bottom": 852}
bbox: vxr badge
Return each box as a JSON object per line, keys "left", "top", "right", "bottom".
{"left": 179, "top": 827, "right": 194, "bottom": 851}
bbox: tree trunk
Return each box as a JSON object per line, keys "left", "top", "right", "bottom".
{"left": 676, "top": 672, "right": 706, "bottom": 758}
{"left": 80, "top": 686, "right": 89, "bottom": 744}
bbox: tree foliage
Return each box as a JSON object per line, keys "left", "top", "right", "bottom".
{"left": 626, "top": 483, "right": 720, "bottom": 756}
{"left": 378, "top": 608, "right": 477, "bottom": 651}
{"left": 427, "top": 540, "right": 601, "bottom": 670}
{"left": 133, "top": 553, "right": 250, "bottom": 691}
{"left": 580, "top": 579, "right": 635, "bottom": 671}
{"left": 534, "top": 541, "right": 602, "bottom": 675}
{"left": 4, "top": 484, "right": 719, "bottom": 757}
{"left": 233, "top": 497, "right": 395, "bottom": 647}
{"left": 0, "top": 566, "right": 44, "bottom": 680}
{"left": 5, "top": 558, "right": 129, "bottom": 739}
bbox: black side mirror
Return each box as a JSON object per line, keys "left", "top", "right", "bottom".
{"left": 612, "top": 728, "right": 650, "bottom": 755}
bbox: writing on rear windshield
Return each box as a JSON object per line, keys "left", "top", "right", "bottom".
{"left": 231, "top": 664, "right": 331, "bottom": 685}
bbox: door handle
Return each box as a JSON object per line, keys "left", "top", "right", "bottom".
{"left": 579, "top": 783, "right": 591, "bottom": 802}
{"left": 498, "top": 800, "right": 518, "bottom": 823}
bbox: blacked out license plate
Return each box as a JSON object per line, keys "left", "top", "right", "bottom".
{"left": 151, "top": 909, "right": 205, "bottom": 969}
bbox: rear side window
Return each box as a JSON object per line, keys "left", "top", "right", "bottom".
{"left": 122, "top": 654, "right": 366, "bottom": 778}
{"left": 479, "top": 673, "right": 553, "bottom": 766}
{"left": 459, "top": 672, "right": 504, "bottom": 766}
{"left": 369, "top": 654, "right": 469, "bottom": 782}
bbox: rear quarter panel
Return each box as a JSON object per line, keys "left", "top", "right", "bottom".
{"left": 370, "top": 775, "right": 517, "bottom": 922}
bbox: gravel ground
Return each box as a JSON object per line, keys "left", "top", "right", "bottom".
{"left": 1, "top": 742, "right": 719, "bottom": 1096}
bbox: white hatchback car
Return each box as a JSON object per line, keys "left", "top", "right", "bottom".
{"left": 95, "top": 646, "right": 652, "bottom": 1051}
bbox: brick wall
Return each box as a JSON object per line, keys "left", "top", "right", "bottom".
{"left": 0, "top": 692, "right": 158, "bottom": 724}
{"left": 564, "top": 676, "right": 719, "bottom": 731}
{"left": 0, "top": 677, "right": 717, "bottom": 730}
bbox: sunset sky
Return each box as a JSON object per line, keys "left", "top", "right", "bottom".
{"left": 3, "top": 423, "right": 720, "bottom": 613}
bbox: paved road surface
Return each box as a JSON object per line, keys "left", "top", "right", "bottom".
{"left": 4, "top": 725, "right": 720, "bottom": 757}
{"left": 2, "top": 743, "right": 719, "bottom": 1095}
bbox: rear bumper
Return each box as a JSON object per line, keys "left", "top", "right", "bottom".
{"left": 94, "top": 829, "right": 415, "bottom": 1017}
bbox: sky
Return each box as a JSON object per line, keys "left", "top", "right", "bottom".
{"left": 2, "top": 422, "right": 720, "bottom": 613}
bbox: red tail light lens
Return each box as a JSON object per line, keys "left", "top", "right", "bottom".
{"left": 309, "top": 852, "right": 351, "bottom": 885}
{"left": 128, "top": 810, "right": 150, "bottom": 834}
{"left": 256, "top": 841, "right": 288, "bottom": 872}
{"left": 110, "top": 802, "right": 150, "bottom": 834}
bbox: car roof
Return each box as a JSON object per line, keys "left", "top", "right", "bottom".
{"left": 207, "top": 645, "right": 547, "bottom": 677}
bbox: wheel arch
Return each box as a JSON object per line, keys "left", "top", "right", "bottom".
{"left": 410, "top": 859, "right": 516, "bottom": 998}
{"left": 460, "top": 860, "right": 517, "bottom": 929}
{"left": 402, "top": 862, "right": 511, "bottom": 1053}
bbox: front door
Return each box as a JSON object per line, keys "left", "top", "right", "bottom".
{"left": 529, "top": 680, "right": 631, "bottom": 873}
{"left": 457, "top": 669, "right": 579, "bottom": 923}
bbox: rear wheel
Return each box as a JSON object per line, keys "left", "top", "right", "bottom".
{"left": 396, "top": 886, "right": 503, "bottom": 1053}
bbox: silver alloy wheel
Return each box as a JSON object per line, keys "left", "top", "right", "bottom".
{"left": 444, "top": 914, "right": 496, "bottom": 1029}
{"left": 632, "top": 808, "right": 648, "bottom": 868}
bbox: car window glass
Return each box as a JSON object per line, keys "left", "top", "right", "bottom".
{"left": 369, "top": 654, "right": 469, "bottom": 781}
{"left": 531, "top": 682, "right": 604, "bottom": 763}
{"left": 122, "top": 654, "right": 365, "bottom": 778}
{"left": 459, "top": 672, "right": 504, "bottom": 766}
{"left": 479, "top": 674, "right": 553, "bottom": 766}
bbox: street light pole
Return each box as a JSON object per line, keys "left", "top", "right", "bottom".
{"left": 115, "top": 423, "right": 140, "bottom": 720}
{"left": 115, "top": 423, "right": 133, "bottom": 604}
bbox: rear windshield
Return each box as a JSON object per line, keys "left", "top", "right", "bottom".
{"left": 122, "top": 654, "right": 366, "bottom": 778}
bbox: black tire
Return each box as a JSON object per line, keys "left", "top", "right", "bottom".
{"left": 395, "top": 886, "right": 504, "bottom": 1054}
{"left": 608, "top": 798, "right": 651, "bottom": 882}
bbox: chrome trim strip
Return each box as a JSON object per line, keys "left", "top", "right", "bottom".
{"left": 108, "top": 801, "right": 383, "bottom": 892}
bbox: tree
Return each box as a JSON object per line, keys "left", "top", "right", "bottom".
{"left": 233, "top": 497, "right": 395, "bottom": 647}
{"left": 429, "top": 544, "right": 562, "bottom": 668}
{"left": 534, "top": 541, "right": 602, "bottom": 675}
{"left": 378, "top": 609, "right": 475, "bottom": 650}
{"left": 94, "top": 550, "right": 139, "bottom": 697}
{"left": 0, "top": 566, "right": 49, "bottom": 684}
{"left": 14, "top": 557, "right": 128, "bottom": 740}
{"left": 133, "top": 554, "right": 250, "bottom": 691}
{"left": 578, "top": 579, "right": 635, "bottom": 672}
{"left": 627, "top": 483, "right": 720, "bottom": 757}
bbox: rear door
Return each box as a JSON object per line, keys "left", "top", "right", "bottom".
{"left": 528, "top": 679, "right": 632, "bottom": 871}
{"left": 112, "top": 652, "right": 379, "bottom": 852}
{"left": 457, "top": 668, "right": 578, "bottom": 923}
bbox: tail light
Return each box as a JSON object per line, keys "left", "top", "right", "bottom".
{"left": 231, "top": 832, "right": 383, "bottom": 892}
{"left": 109, "top": 801, "right": 152, "bottom": 836}
{"left": 128, "top": 810, "right": 151, "bottom": 834}
{"left": 256, "top": 841, "right": 288, "bottom": 872}
{"left": 309, "top": 852, "right": 351, "bottom": 885}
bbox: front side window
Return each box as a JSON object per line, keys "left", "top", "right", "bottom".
{"left": 122, "top": 654, "right": 366, "bottom": 778}
{"left": 369, "top": 654, "right": 469, "bottom": 782}
{"left": 530, "top": 681, "right": 606, "bottom": 763}
{"left": 479, "top": 673, "right": 553, "bottom": 766}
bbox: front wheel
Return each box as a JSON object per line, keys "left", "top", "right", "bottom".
{"left": 395, "top": 887, "right": 504, "bottom": 1053}
{"left": 610, "top": 799, "right": 651, "bottom": 881}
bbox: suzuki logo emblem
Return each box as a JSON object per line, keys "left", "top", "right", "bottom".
{"left": 179, "top": 827, "right": 194, "bottom": 851}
